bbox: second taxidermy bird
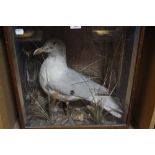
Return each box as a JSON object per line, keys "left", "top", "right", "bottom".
{"left": 33, "top": 39, "right": 123, "bottom": 118}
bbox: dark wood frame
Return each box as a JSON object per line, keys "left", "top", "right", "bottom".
{"left": 2, "top": 26, "right": 145, "bottom": 129}
{"left": 131, "top": 27, "right": 155, "bottom": 128}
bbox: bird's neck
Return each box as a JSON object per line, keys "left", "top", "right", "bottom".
{"left": 47, "top": 54, "right": 67, "bottom": 68}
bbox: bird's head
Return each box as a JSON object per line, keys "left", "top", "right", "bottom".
{"left": 33, "top": 39, "right": 66, "bottom": 57}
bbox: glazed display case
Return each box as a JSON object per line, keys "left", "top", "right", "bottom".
{"left": 3, "top": 26, "right": 144, "bottom": 128}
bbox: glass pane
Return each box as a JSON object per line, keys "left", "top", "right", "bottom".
{"left": 12, "top": 26, "right": 138, "bottom": 127}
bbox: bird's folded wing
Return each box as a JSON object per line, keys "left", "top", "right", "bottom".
{"left": 47, "top": 68, "right": 108, "bottom": 100}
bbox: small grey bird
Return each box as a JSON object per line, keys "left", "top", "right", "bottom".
{"left": 33, "top": 39, "right": 123, "bottom": 118}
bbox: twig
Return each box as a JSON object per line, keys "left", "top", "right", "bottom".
{"left": 80, "top": 58, "right": 103, "bottom": 72}
{"left": 108, "top": 70, "right": 112, "bottom": 91}
{"left": 30, "top": 95, "right": 52, "bottom": 124}
{"left": 109, "top": 80, "right": 119, "bottom": 96}
{"left": 71, "top": 76, "right": 101, "bottom": 86}
{"left": 103, "top": 33, "right": 124, "bottom": 94}
{"left": 89, "top": 76, "right": 102, "bottom": 80}
{"left": 103, "top": 64, "right": 110, "bottom": 86}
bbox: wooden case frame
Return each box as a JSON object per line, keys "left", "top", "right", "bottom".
{"left": 2, "top": 26, "right": 145, "bottom": 128}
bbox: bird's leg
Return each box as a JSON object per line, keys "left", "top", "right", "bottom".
{"left": 48, "top": 94, "right": 51, "bottom": 112}
{"left": 48, "top": 95, "right": 52, "bottom": 118}
{"left": 51, "top": 98, "right": 57, "bottom": 121}
{"left": 48, "top": 95, "right": 56, "bottom": 121}
{"left": 66, "top": 101, "right": 70, "bottom": 120}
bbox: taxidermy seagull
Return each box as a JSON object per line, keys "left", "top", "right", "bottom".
{"left": 33, "top": 39, "right": 123, "bottom": 118}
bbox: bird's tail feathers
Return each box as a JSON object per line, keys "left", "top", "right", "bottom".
{"left": 89, "top": 95, "right": 123, "bottom": 118}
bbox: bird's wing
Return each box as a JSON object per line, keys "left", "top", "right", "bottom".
{"left": 47, "top": 68, "right": 108, "bottom": 100}
{"left": 47, "top": 68, "right": 123, "bottom": 118}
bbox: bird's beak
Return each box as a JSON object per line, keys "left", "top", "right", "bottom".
{"left": 33, "top": 47, "right": 45, "bottom": 55}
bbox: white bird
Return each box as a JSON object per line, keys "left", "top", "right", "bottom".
{"left": 33, "top": 39, "right": 123, "bottom": 118}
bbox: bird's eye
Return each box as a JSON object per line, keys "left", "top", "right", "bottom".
{"left": 53, "top": 42, "right": 56, "bottom": 45}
